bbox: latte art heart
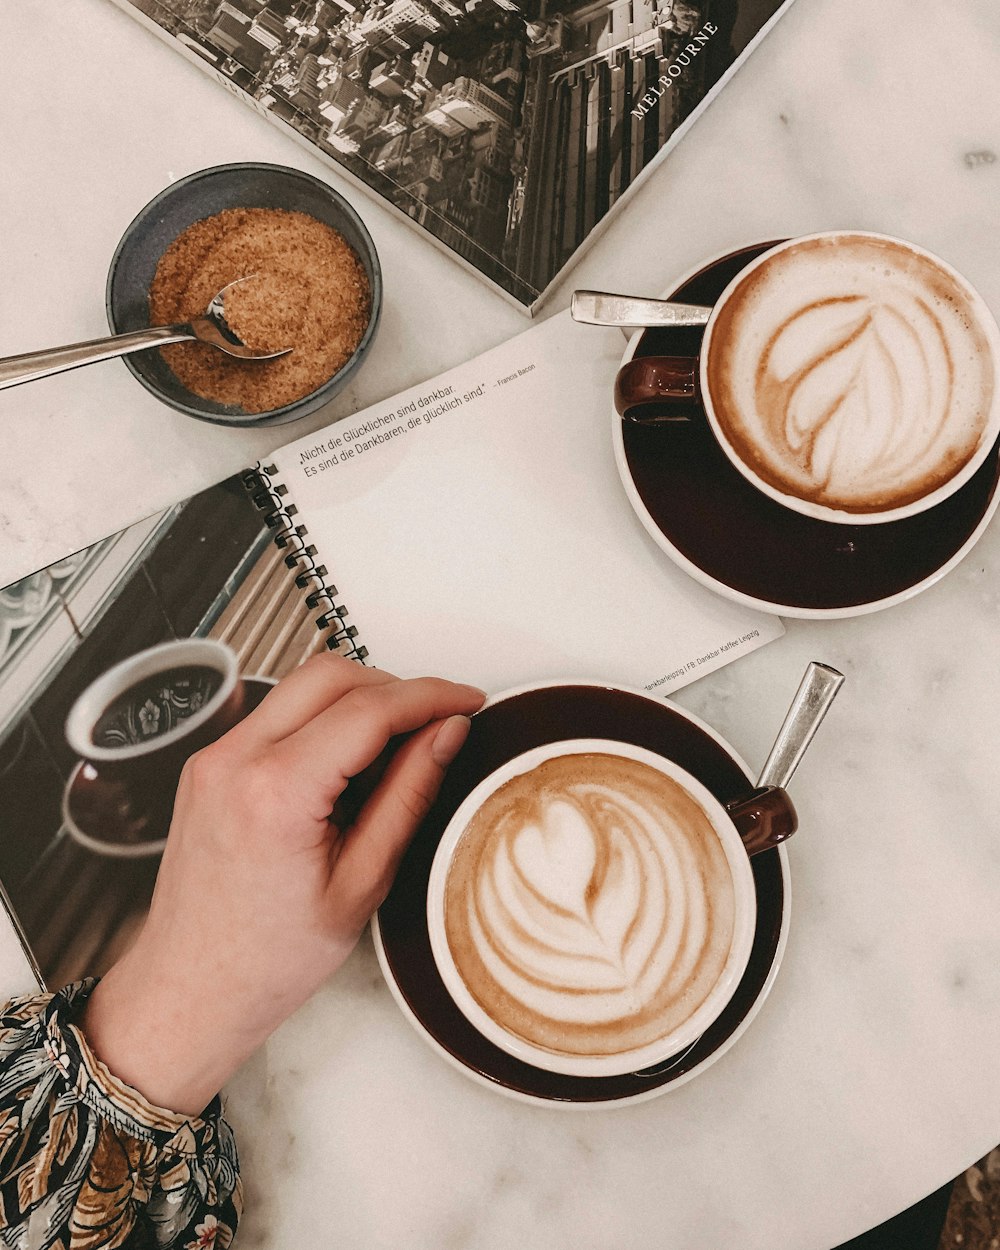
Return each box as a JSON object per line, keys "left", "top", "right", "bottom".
{"left": 443, "top": 753, "right": 737, "bottom": 1058}
{"left": 705, "top": 234, "right": 996, "bottom": 514}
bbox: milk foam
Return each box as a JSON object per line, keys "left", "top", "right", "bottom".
{"left": 706, "top": 235, "right": 996, "bottom": 513}
{"left": 443, "top": 754, "right": 736, "bottom": 1058}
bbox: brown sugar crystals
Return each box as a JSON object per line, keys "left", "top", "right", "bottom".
{"left": 148, "top": 207, "right": 371, "bottom": 413}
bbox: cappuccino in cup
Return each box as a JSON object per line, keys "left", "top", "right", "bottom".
{"left": 427, "top": 740, "right": 757, "bottom": 1077}
{"left": 615, "top": 232, "right": 1000, "bottom": 524}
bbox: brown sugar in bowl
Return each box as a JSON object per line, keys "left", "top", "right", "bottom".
{"left": 106, "top": 163, "right": 382, "bottom": 427}
{"left": 149, "top": 208, "right": 370, "bottom": 414}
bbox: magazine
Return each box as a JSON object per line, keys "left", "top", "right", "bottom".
{"left": 110, "top": 0, "right": 798, "bottom": 310}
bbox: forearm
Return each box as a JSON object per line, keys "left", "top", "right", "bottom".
{"left": 79, "top": 957, "right": 256, "bottom": 1120}
{"left": 80, "top": 926, "right": 318, "bottom": 1118}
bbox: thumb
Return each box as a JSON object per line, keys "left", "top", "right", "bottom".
{"left": 330, "top": 715, "right": 472, "bottom": 918}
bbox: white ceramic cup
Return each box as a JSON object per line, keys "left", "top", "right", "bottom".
{"left": 615, "top": 231, "right": 1000, "bottom": 525}
{"left": 426, "top": 738, "right": 758, "bottom": 1078}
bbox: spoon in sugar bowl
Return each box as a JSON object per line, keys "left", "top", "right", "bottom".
{"left": 0, "top": 276, "right": 291, "bottom": 391}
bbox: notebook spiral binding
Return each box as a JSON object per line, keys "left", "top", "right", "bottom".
{"left": 242, "top": 462, "right": 369, "bottom": 663}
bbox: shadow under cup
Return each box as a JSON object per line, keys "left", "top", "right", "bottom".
{"left": 64, "top": 639, "right": 247, "bottom": 849}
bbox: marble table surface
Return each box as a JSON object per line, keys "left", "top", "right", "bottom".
{"left": 3, "top": 1, "right": 1000, "bottom": 1247}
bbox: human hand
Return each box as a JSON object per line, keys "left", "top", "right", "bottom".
{"left": 80, "top": 655, "right": 485, "bottom": 1114}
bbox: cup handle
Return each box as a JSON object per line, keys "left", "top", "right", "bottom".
{"left": 725, "top": 784, "right": 798, "bottom": 857}
{"left": 614, "top": 355, "right": 701, "bottom": 423}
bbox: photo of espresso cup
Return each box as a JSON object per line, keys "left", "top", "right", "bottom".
{"left": 426, "top": 739, "right": 794, "bottom": 1078}
{"left": 64, "top": 638, "right": 246, "bottom": 850}
{"left": 614, "top": 232, "right": 1000, "bottom": 525}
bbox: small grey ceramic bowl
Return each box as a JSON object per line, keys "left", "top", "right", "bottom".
{"left": 106, "top": 162, "right": 382, "bottom": 427}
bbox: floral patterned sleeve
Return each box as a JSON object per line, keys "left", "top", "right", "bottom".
{"left": 0, "top": 980, "right": 242, "bottom": 1249}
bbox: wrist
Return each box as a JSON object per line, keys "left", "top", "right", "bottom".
{"left": 78, "top": 947, "right": 278, "bottom": 1116}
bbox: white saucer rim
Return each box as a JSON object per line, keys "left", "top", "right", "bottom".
{"left": 371, "top": 678, "right": 792, "bottom": 1109}
{"left": 610, "top": 248, "right": 1000, "bottom": 621}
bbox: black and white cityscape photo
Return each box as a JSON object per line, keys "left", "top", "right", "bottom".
{"left": 124, "top": 0, "right": 789, "bottom": 305}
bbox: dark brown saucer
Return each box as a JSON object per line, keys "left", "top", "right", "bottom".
{"left": 373, "top": 682, "right": 790, "bottom": 1106}
{"left": 613, "top": 243, "right": 1000, "bottom": 618}
{"left": 62, "top": 676, "right": 274, "bottom": 857}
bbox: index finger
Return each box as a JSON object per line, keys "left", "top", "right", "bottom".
{"left": 272, "top": 675, "right": 486, "bottom": 813}
{"left": 227, "top": 652, "right": 398, "bottom": 747}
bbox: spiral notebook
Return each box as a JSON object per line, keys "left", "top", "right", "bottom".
{"left": 0, "top": 310, "right": 781, "bottom": 989}
{"left": 250, "top": 311, "right": 783, "bottom": 687}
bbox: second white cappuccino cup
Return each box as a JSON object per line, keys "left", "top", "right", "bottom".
{"left": 616, "top": 231, "right": 1000, "bottom": 525}
{"left": 427, "top": 739, "right": 757, "bottom": 1078}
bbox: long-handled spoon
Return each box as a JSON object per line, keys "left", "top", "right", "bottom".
{"left": 726, "top": 661, "right": 844, "bottom": 856}
{"left": 0, "top": 276, "right": 291, "bottom": 391}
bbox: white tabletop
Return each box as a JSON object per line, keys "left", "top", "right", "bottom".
{"left": 3, "top": 1, "right": 1000, "bottom": 1247}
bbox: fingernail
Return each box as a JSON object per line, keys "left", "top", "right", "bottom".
{"left": 459, "top": 683, "right": 488, "bottom": 700}
{"left": 432, "top": 715, "right": 472, "bottom": 766}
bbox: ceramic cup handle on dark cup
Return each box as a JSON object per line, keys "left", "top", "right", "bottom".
{"left": 725, "top": 786, "right": 797, "bottom": 857}
{"left": 725, "top": 660, "right": 846, "bottom": 856}
{"left": 614, "top": 354, "right": 703, "bottom": 423}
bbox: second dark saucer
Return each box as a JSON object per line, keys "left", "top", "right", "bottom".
{"left": 614, "top": 243, "right": 1000, "bottom": 618}
{"left": 374, "top": 682, "right": 789, "bottom": 1106}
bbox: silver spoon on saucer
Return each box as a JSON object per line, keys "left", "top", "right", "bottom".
{"left": 755, "top": 661, "right": 845, "bottom": 791}
{"left": 726, "top": 660, "right": 845, "bottom": 856}
{"left": 0, "top": 276, "right": 291, "bottom": 391}
{"left": 571, "top": 289, "right": 712, "bottom": 328}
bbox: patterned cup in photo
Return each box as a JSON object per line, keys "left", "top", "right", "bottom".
{"left": 64, "top": 639, "right": 246, "bottom": 851}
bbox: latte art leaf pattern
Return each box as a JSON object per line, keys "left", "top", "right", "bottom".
{"left": 705, "top": 234, "right": 996, "bottom": 513}
{"left": 489, "top": 793, "right": 679, "bottom": 1002}
{"left": 760, "top": 292, "right": 956, "bottom": 499}
{"left": 444, "top": 754, "right": 736, "bottom": 1058}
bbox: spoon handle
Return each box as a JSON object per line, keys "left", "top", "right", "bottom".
{"left": 571, "top": 290, "right": 713, "bottom": 328}
{"left": 0, "top": 324, "right": 193, "bottom": 390}
{"left": 756, "top": 662, "right": 845, "bottom": 790}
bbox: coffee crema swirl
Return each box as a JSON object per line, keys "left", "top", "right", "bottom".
{"left": 706, "top": 234, "right": 996, "bottom": 513}
{"left": 443, "top": 753, "right": 736, "bottom": 1058}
